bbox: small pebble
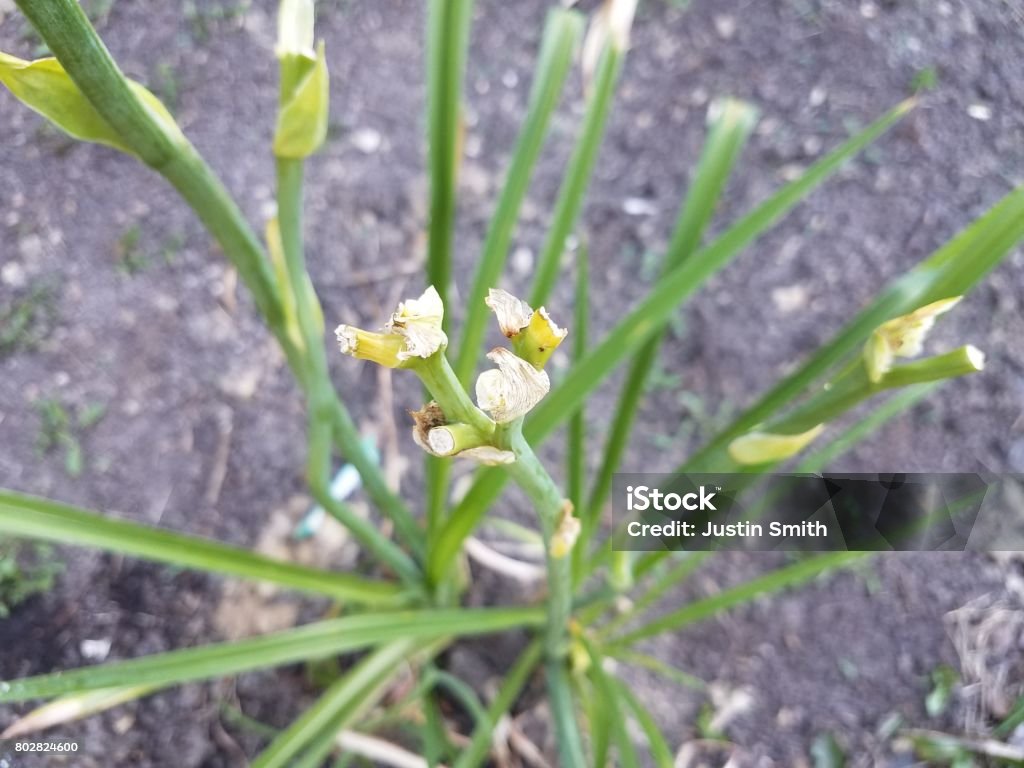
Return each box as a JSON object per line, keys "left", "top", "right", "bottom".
{"left": 350, "top": 127, "right": 382, "bottom": 154}
{"left": 967, "top": 104, "right": 992, "bottom": 122}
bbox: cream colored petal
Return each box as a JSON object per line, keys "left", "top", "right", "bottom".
{"left": 276, "top": 0, "right": 316, "bottom": 59}
{"left": 876, "top": 296, "right": 962, "bottom": 360}
{"left": 485, "top": 288, "right": 533, "bottom": 338}
{"left": 387, "top": 285, "right": 448, "bottom": 360}
{"left": 475, "top": 347, "right": 550, "bottom": 423}
{"left": 727, "top": 424, "right": 825, "bottom": 466}
{"left": 388, "top": 285, "right": 445, "bottom": 328}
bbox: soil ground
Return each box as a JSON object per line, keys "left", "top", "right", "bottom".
{"left": 1, "top": 0, "right": 1023, "bottom": 765}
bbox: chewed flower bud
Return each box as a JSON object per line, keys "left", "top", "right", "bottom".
{"left": 335, "top": 326, "right": 407, "bottom": 368}
{"left": 335, "top": 286, "right": 447, "bottom": 368}
{"left": 863, "top": 297, "right": 961, "bottom": 384}
{"left": 485, "top": 288, "right": 567, "bottom": 369}
{"left": 476, "top": 348, "right": 551, "bottom": 423}
{"left": 518, "top": 307, "right": 567, "bottom": 369}
{"left": 728, "top": 424, "right": 825, "bottom": 466}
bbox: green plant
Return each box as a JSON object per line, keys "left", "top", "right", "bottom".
{"left": 0, "top": 540, "right": 63, "bottom": 618}
{"left": 0, "top": 282, "right": 56, "bottom": 358}
{"left": 1, "top": 0, "right": 1022, "bottom": 763}
{"left": 34, "top": 397, "right": 106, "bottom": 477}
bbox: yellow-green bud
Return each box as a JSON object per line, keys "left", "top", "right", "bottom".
{"left": 728, "top": 424, "right": 825, "bottom": 466}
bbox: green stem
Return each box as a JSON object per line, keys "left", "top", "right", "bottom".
{"left": 415, "top": 354, "right": 496, "bottom": 436}
{"left": 505, "top": 429, "right": 573, "bottom": 659}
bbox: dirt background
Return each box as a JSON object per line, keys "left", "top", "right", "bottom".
{"left": 2, "top": 0, "right": 1024, "bottom": 765}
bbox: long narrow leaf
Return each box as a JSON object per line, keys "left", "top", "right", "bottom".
{"left": 683, "top": 183, "right": 1024, "bottom": 472}
{"left": 426, "top": 0, "right": 474, "bottom": 318}
{"left": 795, "top": 382, "right": 940, "bottom": 473}
{"left": 612, "top": 677, "right": 675, "bottom": 768}
{"left": 253, "top": 639, "right": 429, "bottom": 768}
{"left": 569, "top": 244, "right": 590, "bottom": 583}
{"left": 528, "top": 25, "right": 628, "bottom": 308}
{"left": 424, "top": 0, "right": 475, "bottom": 540}
{"left": 610, "top": 552, "right": 866, "bottom": 648}
{"left": 429, "top": 100, "right": 913, "bottom": 584}
{"left": 453, "top": 640, "right": 543, "bottom": 768}
{"left": 586, "top": 98, "right": 757, "bottom": 526}
{"left": 0, "top": 489, "right": 403, "bottom": 605}
{"left": 547, "top": 659, "right": 587, "bottom": 768}
{"left": 453, "top": 8, "right": 584, "bottom": 385}
{"left": 580, "top": 639, "right": 640, "bottom": 768}
{"left": 0, "top": 607, "right": 543, "bottom": 703}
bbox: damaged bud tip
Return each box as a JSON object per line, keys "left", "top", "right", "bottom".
{"left": 335, "top": 285, "right": 447, "bottom": 368}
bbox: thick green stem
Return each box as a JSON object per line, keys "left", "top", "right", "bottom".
{"left": 506, "top": 430, "right": 573, "bottom": 660}
{"left": 415, "top": 354, "right": 495, "bottom": 436}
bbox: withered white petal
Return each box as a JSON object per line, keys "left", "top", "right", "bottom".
{"left": 475, "top": 347, "right": 550, "bottom": 423}
{"left": 386, "top": 285, "right": 448, "bottom": 360}
{"left": 335, "top": 324, "right": 358, "bottom": 356}
{"left": 485, "top": 288, "right": 533, "bottom": 338}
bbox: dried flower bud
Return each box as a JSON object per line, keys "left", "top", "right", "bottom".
{"left": 863, "top": 297, "right": 961, "bottom": 384}
{"left": 475, "top": 348, "right": 551, "bottom": 423}
{"left": 728, "top": 424, "right": 825, "bottom": 466}
{"left": 336, "top": 286, "right": 447, "bottom": 368}
{"left": 485, "top": 288, "right": 567, "bottom": 369}
{"left": 550, "top": 500, "right": 580, "bottom": 559}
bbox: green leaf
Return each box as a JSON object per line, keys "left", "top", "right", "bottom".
{"left": 547, "top": 659, "right": 588, "bottom": 768}
{"left": 0, "top": 488, "right": 402, "bottom": 605}
{"left": 610, "top": 552, "right": 867, "bottom": 647}
{"left": 452, "top": 640, "right": 542, "bottom": 768}
{"left": 684, "top": 181, "right": 1024, "bottom": 472}
{"left": 528, "top": 37, "right": 625, "bottom": 308}
{"left": 580, "top": 639, "right": 641, "bottom": 768}
{"left": 0, "top": 51, "right": 181, "bottom": 156}
{"left": 0, "top": 607, "right": 543, "bottom": 703}
{"left": 585, "top": 98, "right": 757, "bottom": 527}
{"left": 925, "top": 665, "right": 959, "bottom": 718}
{"left": 252, "top": 639, "right": 430, "bottom": 768}
{"left": 0, "top": 684, "right": 159, "bottom": 738}
{"left": 425, "top": 0, "right": 475, "bottom": 321}
{"left": 811, "top": 732, "right": 846, "bottom": 768}
{"left": 429, "top": 100, "right": 912, "bottom": 585}
{"left": 607, "top": 647, "right": 705, "bottom": 691}
{"left": 613, "top": 678, "right": 675, "bottom": 768}
{"left": 453, "top": 7, "right": 584, "bottom": 386}
{"left": 795, "top": 383, "right": 940, "bottom": 472}
{"left": 569, "top": 244, "right": 589, "bottom": 582}
{"left": 423, "top": 0, "right": 478, "bottom": 535}
{"left": 598, "top": 552, "right": 709, "bottom": 637}
{"left": 273, "top": 42, "right": 329, "bottom": 158}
